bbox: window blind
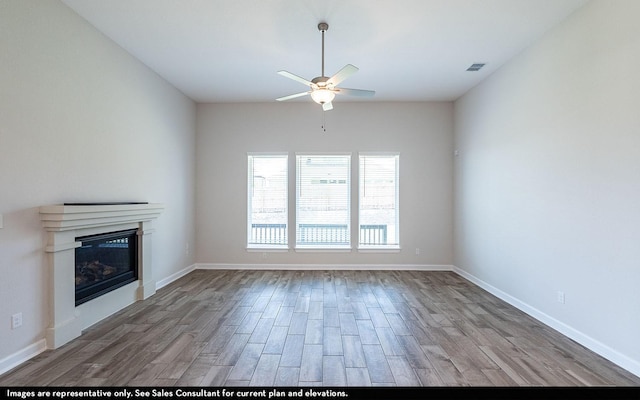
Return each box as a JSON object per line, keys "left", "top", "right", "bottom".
{"left": 296, "top": 154, "right": 351, "bottom": 248}
{"left": 359, "top": 154, "right": 399, "bottom": 248}
{"left": 247, "top": 154, "right": 288, "bottom": 247}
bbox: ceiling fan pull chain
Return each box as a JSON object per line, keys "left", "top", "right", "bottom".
{"left": 321, "top": 109, "right": 327, "bottom": 132}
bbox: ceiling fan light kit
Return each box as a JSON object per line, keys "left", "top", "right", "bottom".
{"left": 310, "top": 88, "right": 335, "bottom": 106}
{"left": 276, "top": 22, "right": 375, "bottom": 111}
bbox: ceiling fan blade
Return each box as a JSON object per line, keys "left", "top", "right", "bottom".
{"left": 327, "top": 64, "right": 359, "bottom": 86}
{"left": 334, "top": 88, "right": 375, "bottom": 97}
{"left": 322, "top": 102, "right": 333, "bottom": 111}
{"left": 277, "top": 70, "right": 314, "bottom": 87}
{"left": 276, "top": 91, "right": 310, "bottom": 101}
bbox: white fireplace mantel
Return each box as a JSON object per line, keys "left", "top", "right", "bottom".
{"left": 40, "top": 203, "right": 164, "bottom": 349}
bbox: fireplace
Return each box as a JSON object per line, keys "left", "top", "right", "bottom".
{"left": 75, "top": 229, "right": 138, "bottom": 306}
{"left": 40, "top": 203, "right": 164, "bottom": 349}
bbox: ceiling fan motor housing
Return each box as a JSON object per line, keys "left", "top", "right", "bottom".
{"left": 312, "top": 76, "right": 331, "bottom": 86}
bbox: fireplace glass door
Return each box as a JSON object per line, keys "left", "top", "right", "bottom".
{"left": 75, "top": 229, "right": 138, "bottom": 305}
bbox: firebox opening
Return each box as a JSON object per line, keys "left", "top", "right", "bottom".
{"left": 75, "top": 229, "right": 138, "bottom": 306}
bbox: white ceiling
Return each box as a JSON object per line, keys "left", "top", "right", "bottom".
{"left": 61, "top": 0, "right": 589, "bottom": 103}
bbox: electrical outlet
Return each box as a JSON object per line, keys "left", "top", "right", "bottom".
{"left": 557, "top": 291, "right": 565, "bottom": 304}
{"left": 185, "top": 242, "right": 190, "bottom": 256}
{"left": 415, "top": 248, "right": 420, "bottom": 255}
{"left": 11, "top": 313, "right": 22, "bottom": 329}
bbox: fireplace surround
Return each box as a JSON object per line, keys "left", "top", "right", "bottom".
{"left": 39, "top": 203, "right": 163, "bottom": 348}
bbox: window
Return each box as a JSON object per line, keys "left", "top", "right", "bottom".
{"left": 296, "top": 154, "right": 351, "bottom": 249}
{"left": 359, "top": 153, "right": 399, "bottom": 249}
{"left": 247, "top": 152, "right": 399, "bottom": 252}
{"left": 247, "top": 154, "right": 288, "bottom": 248}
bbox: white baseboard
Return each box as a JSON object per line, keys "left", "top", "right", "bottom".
{"left": 0, "top": 339, "right": 47, "bottom": 376}
{"left": 155, "top": 264, "right": 197, "bottom": 290}
{"left": 452, "top": 265, "right": 640, "bottom": 379}
{"left": 195, "top": 263, "right": 454, "bottom": 271}
{"left": 1, "top": 265, "right": 196, "bottom": 376}
{"left": 5, "top": 265, "right": 637, "bottom": 380}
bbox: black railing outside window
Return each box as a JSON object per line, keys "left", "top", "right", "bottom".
{"left": 359, "top": 224, "right": 387, "bottom": 245}
{"left": 250, "top": 223, "right": 287, "bottom": 245}
{"left": 250, "top": 223, "right": 388, "bottom": 246}
{"left": 298, "top": 223, "right": 349, "bottom": 245}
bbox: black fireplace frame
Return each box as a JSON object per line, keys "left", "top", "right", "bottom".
{"left": 75, "top": 229, "right": 139, "bottom": 306}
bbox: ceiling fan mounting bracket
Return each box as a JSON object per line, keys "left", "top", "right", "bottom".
{"left": 318, "top": 22, "right": 329, "bottom": 32}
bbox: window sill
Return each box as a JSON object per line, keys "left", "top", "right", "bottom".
{"left": 246, "top": 245, "right": 289, "bottom": 252}
{"left": 295, "top": 246, "right": 352, "bottom": 253}
{"left": 357, "top": 246, "right": 401, "bottom": 253}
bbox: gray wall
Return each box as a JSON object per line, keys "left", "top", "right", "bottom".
{"left": 454, "top": 0, "right": 640, "bottom": 375}
{"left": 196, "top": 102, "right": 454, "bottom": 267}
{"left": 0, "top": 1, "right": 196, "bottom": 363}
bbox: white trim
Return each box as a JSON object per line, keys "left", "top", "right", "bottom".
{"left": 294, "top": 151, "right": 353, "bottom": 156}
{"left": 0, "top": 262, "right": 196, "bottom": 376}
{"left": 357, "top": 151, "right": 402, "bottom": 156}
{"left": 357, "top": 246, "right": 401, "bottom": 253}
{"left": 195, "top": 263, "right": 453, "bottom": 271}
{"left": 39, "top": 203, "right": 164, "bottom": 231}
{"left": 156, "top": 264, "right": 197, "bottom": 290}
{"left": 294, "top": 247, "right": 352, "bottom": 253}
{"left": 452, "top": 265, "right": 640, "bottom": 379}
{"left": 246, "top": 246, "right": 289, "bottom": 252}
{"left": 0, "top": 339, "right": 47, "bottom": 376}
{"left": 6, "top": 265, "right": 637, "bottom": 380}
{"left": 247, "top": 151, "right": 289, "bottom": 156}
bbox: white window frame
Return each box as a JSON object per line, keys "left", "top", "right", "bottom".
{"left": 295, "top": 153, "right": 352, "bottom": 251}
{"left": 358, "top": 152, "right": 400, "bottom": 251}
{"left": 247, "top": 152, "right": 289, "bottom": 250}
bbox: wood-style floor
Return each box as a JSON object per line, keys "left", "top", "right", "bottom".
{"left": 1, "top": 269, "right": 639, "bottom": 387}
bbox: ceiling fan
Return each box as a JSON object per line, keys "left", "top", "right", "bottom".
{"left": 276, "top": 22, "right": 375, "bottom": 111}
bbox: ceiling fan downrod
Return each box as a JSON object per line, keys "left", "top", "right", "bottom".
{"left": 318, "top": 22, "right": 328, "bottom": 78}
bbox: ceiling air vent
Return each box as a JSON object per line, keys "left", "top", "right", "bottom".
{"left": 466, "top": 63, "right": 486, "bottom": 72}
